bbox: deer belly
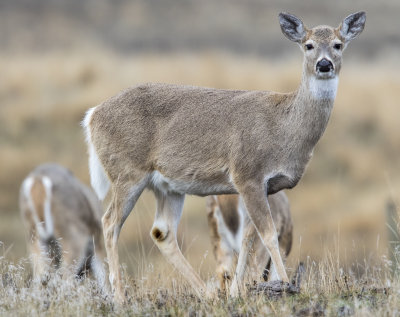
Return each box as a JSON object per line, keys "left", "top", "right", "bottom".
{"left": 150, "top": 171, "right": 237, "bottom": 196}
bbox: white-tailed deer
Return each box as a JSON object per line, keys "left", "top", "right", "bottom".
{"left": 19, "top": 163, "right": 106, "bottom": 286}
{"left": 83, "top": 12, "right": 365, "bottom": 301}
{"left": 206, "top": 192, "right": 292, "bottom": 291}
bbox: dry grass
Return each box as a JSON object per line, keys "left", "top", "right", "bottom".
{"left": 0, "top": 244, "right": 398, "bottom": 316}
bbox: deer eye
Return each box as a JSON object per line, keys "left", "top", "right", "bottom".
{"left": 305, "top": 44, "right": 314, "bottom": 50}
{"left": 334, "top": 43, "right": 342, "bottom": 50}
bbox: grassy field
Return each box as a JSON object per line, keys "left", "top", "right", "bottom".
{"left": 1, "top": 1, "right": 400, "bottom": 315}
{"left": 0, "top": 245, "right": 398, "bottom": 316}
{"left": 1, "top": 30, "right": 400, "bottom": 317}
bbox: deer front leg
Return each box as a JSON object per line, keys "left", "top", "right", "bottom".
{"left": 151, "top": 191, "right": 208, "bottom": 298}
{"left": 230, "top": 181, "right": 289, "bottom": 296}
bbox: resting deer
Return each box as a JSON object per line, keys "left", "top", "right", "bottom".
{"left": 19, "top": 163, "right": 106, "bottom": 286}
{"left": 83, "top": 11, "right": 365, "bottom": 301}
{"left": 206, "top": 192, "right": 292, "bottom": 291}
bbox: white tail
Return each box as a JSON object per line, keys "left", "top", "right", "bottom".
{"left": 22, "top": 176, "right": 54, "bottom": 242}
{"left": 82, "top": 107, "right": 110, "bottom": 201}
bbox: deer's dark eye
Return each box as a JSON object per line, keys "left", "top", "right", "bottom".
{"left": 305, "top": 44, "right": 314, "bottom": 50}
{"left": 334, "top": 43, "right": 342, "bottom": 50}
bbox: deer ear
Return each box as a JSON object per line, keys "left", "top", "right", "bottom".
{"left": 339, "top": 11, "right": 366, "bottom": 43}
{"left": 279, "top": 12, "right": 306, "bottom": 43}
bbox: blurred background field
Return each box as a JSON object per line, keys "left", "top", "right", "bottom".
{"left": 1, "top": 0, "right": 400, "bottom": 282}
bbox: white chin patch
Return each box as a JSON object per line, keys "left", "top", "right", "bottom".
{"left": 308, "top": 76, "right": 338, "bottom": 100}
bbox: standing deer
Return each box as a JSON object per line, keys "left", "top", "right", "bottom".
{"left": 83, "top": 12, "right": 365, "bottom": 301}
{"left": 19, "top": 163, "right": 106, "bottom": 286}
{"left": 206, "top": 192, "right": 292, "bottom": 291}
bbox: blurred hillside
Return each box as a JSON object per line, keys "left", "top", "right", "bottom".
{"left": 1, "top": 0, "right": 399, "bottom": 59}
{"left": 1, "top": 0, "right": 400, "bottom": 278}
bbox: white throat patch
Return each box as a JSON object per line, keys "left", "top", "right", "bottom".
{"left": 308, "top": 76, "right": 338, "bottom": 100}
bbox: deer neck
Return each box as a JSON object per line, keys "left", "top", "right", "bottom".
{"left": 297, "top": 65, "right": 339, "bottom": 101}
{"left": 291, "top": 69, "right": 338, "bottom": 147}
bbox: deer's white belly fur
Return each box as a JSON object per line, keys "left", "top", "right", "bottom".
{"left": 150, "top": 171, "right": 236, "bottom": 196}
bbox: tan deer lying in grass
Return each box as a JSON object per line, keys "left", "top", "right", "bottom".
{"left": 19, "top": 163, "right": 106, "bottom": 286}
{"left": 207, "top": 192, "right": 292, "bottom": 291}
{"left": 83, "top": 11, "right": 365, "bottom": 301}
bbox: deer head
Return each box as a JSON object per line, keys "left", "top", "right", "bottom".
{"left": 279, "top": 12, "right": 366, "bottom": 80}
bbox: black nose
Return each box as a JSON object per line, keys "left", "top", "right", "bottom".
{"left": 316, "top": 58, "right": 333, "bottom": 73}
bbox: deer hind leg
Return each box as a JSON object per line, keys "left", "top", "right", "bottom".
{"left": 75, "top": 237, "right": 94, "bottom": 279}
{"left": 102, "top": 176, "right": 148, "bottom": 303}
{"left": 74, "top": 214, "right": 110, "bottom": 291}
{"left": 73, "top": 235, "right": 109, "bottom": 294}
{"left": 90, "top": 223, "right": 109, "bottom": 292}
{"left": 230, "top": 181, "right": 289, "bottom": 296}
{"left": 151, "top": 190, "right": 208, "bottom": 297}
{"left": 30, "top": 236, "right": 48, "bottom": 280}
